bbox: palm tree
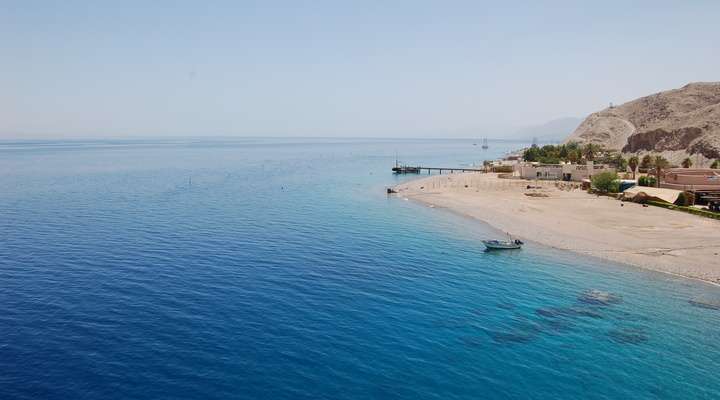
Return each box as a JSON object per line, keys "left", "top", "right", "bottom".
{"left": 617, "top": 156, "right": 628, "bottom": 172}
{"left": 582, "top": 143, "right": 600, "bottom": 161}
{"left": 628, "top": 155, "right": 639, "bottom": 180}
{"left": 640, "top": 154, "right": 653, "bottom": 171}
{"left": 567, "top": 149, "right": 580, "bottom": 164}
{"left": 653, "top": 156, "right": 669, "bottom": 188}
{"left": 681, "top": 157, "right": 693, "bottom": 168}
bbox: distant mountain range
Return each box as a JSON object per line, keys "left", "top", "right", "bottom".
{"left": 564, "top": 82, "right": 720, "bottom": 163}
{"left": 514, "top": 117, "right": 583, "bottom": 142}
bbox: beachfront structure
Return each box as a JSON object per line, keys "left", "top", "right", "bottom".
{"left": 623, "top": 186, "right": 683, "bottom": 204}
{"left": 487, "top": 154, "right": 523, "bottom": 168}
{"left": 661, "top": 168, "right": 720, "bottom": 208}
{"left": 661, "top": 168, "right": 720, "bottom": 191}
{"left": 515, "top": 162, "right": 614, "bottom": 182}
{"left": 490, "top": 159, "right": 521, "bottom": 168}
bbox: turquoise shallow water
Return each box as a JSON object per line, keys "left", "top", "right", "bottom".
{"left": 1, "top": 138, "right": 720, "bottom": 399}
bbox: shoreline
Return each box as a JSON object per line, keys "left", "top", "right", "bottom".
{"left": 394, "top": 173, "right": 720, "bottom": 286}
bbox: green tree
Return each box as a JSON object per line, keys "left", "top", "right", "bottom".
{"left": 711, "top": 160, "right": 719, "bottom": 169}
{"left": 681, "top": 157, "right": 693, "bottom": 168}
{"left": 567, "top": 149, "right": 580, "bottom": 163}
{"left": 591, "top": 171, "right": 619, "bottom": 193}
{"left": 613, "top": 154, "right": 628, "bottom": 171}
{"left": 583, "top": 143, "right": 600, "bottom": 161}
{"left": 523, "top": 146, "right": 540, "bottom": 162}
{"left": 539, "top": 155, "right": 561, "bottom": 164}
{"left": 521, "top": 142, "right": 616, "bottom": 165}
{"left": 640, "top": 154, "right": 653, "bottom": 171}
{"left": 558, "top": 145, "right": 569, "bottom": 159}
{"left": 565, "top": 141, "right": 580, "bottom": 151}
{"left": 675, "top": 192, "right": 688, "bottom": 206}
{"left": 653, "top": 156, "right": 670, "bottom": 188}
{"left": 628, "top": 155, "right": 639, "bottom": 179}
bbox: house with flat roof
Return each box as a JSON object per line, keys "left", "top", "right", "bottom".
{"left": 515, "top": 161, "right": 614, "bottom": 182}
{"left": 661, "top": 168, "right": 720, "bottom": 191}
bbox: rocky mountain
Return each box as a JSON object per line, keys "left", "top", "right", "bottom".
{"left": 565, "top": 82, "right": 720, "bottom": 162}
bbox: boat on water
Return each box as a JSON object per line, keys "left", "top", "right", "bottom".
{"left": 392, "top": 165, "right": 420, "bottom": 174}
{"left": 392, "top": 154, "right": 421, "bottom": 174}
{"left": 481, "top": 138, "right": 489, "bottom": 149}
{"left": 482, "top": 239, "right": 523, "bottom": 250}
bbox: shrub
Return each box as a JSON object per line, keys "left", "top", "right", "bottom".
{"left": 646, "top": 201, "right": 720, "bottom": 220}
{"left": 633, "top": 192, "right": 649, "bottom": 204}
{"left": 591, "top": 171, "right": 619, "bottom": 193}
{"left": 675, "top": 192, "right": 690, "bottom": 206}
{"left": 638, "top": 176, "right": 656, "bottom": 187}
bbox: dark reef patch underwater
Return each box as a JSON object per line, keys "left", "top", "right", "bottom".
{"left": 608, "top": 327, "right": 650, "bottom": 345}
{"left": 689, "top": 297, "right": 720, "bottom": 311}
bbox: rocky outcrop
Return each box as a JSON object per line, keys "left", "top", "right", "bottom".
{"left": 622, "top": 127, "right": 704, "bottom": 153}
{"left": 565, "top": 82, "right": 720, "bottom": 161}
{"left": 569, "top": 113, "right": 636, "bottom": 150}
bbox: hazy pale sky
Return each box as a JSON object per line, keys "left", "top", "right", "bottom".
{"left": 2, "top": 0, "right": 719, "bottom": 139}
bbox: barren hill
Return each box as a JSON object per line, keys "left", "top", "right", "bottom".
{"left": 565, "top": 82, "right": 720, "bottom": 162}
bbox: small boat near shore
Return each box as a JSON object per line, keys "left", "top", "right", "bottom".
{"left": 482, "top": 239, "right": 523, "bottom": 250}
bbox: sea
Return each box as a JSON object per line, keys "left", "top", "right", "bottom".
{"left": 1, "top": 138, "right": 719, "bottom": 400}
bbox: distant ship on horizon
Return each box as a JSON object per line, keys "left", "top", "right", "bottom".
{"left": 481, "top": 138, "right": 489, "bottom": 149}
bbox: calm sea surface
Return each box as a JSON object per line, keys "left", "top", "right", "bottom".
{"left": 1, "top": 138, "right": 720, "bottom": 399}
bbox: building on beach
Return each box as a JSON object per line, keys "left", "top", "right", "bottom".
{"left": 515, "top": 161, "right": 615, "bottom": 182}
{"left": 661, "top": 168, "right": 720, "bottom": 191}
{"left": 661, "top": 168, "right": 720, "bottom": 208}
{"left": 487, "top": 153, "right": 523, "bottom": 168}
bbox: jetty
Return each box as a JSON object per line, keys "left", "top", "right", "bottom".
{"left": 392, "top": 165, "right": 485, "bottom": 174}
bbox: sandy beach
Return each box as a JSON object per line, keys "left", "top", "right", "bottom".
{"left": 395, "top": 173, "right": 720, "bottom": 285}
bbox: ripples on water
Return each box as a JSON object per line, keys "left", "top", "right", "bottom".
{"left": 1, "top": 138, "right": 719, "bottom": 399}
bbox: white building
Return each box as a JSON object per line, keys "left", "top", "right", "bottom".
{"left": 515, "top": 162, "right": 614, "bottom": 181}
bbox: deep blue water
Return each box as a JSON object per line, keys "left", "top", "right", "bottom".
{"left": 1, "top": 138, "right": 720, "bottom": 399}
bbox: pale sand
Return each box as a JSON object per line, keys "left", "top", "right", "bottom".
{"left": 395, "top": 173, "right": 720, "bottom": 285}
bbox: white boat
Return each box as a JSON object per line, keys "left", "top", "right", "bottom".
{"left": 482, "top": 239, "right": 523, "bottom": 250}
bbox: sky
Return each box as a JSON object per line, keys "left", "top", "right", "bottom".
{"left": 2, "top": 0, "right": 719, "bottom": 139}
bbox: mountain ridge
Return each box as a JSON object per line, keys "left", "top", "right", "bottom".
{"left": 565, "top": 82, "right": 720, "bottom": 163}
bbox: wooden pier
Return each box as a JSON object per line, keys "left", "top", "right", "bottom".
{"left": 392, "top": 165, "right": 485, "bottom": 174}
